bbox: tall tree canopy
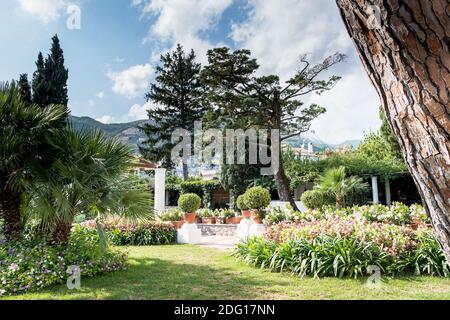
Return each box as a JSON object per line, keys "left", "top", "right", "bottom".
{"left": 336, "top": 0, "right": 450, "bottom": 265}
{"left": 31, "top": 35, "right": 69, "bottom": 110}
{"left": 18, "top": 74, "right": 32, "bottom": 104}
{"left": 201, "top": 47, "right": 345, "bottom": 210}
{"left": 140, "top": 44, "right": 206, "bottom": 180}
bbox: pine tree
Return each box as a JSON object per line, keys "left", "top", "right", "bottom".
{"left": 31, "top": 35, "right": 69, "bottom": 110}
{"left": 32, "top": 52, "right": 47, "bottom": 107}
{"left": 18, "top": 74, "right": 32, "bottom": 104}
{"left": 140, "top": 44, "right": 206, "bottom": 180}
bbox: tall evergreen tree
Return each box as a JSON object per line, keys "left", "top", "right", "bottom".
{"left": 32, "top": 52, "right": 47, "bottom": 107}
{"left": 18, "top": 74, "right": 32, "bottom": 104}
{"left": 140, "top": 44, "right": 206, "bottom": 180}
{"left": 32, "top": 35, "right": 69, "bottom": 109}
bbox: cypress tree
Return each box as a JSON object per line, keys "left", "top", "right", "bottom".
{"left": 18, "top": 74, "right": 32, "bottom": 104}
{"left": 32, "top": 52, "right": 47, "bottom": 107}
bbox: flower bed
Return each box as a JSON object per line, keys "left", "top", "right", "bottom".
{"left": 0, "top": 226, "right": 127, "bottom": 297}
{"left": 234, "top": 205, "right": 448, "bottom": 279}
{"left": 81, "top": 220, "right": 177, "bottom": 246}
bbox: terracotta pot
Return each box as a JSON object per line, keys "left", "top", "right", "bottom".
{"left": 216, "top": 217, "right": 226, "bottom": 225}
{"left": 201, "top": 217, "right": 216, "bottom": 224}
{"left": 242, "top": 210, "right": 252, "bottom": 219}
{"left": 184, "top": 212, "right": 197, "bottom": 224}
{"left": 227, "top": 217, "right": 243, "bottom": 225}
{"left": 171, "top": 221, "right": 185, "bottom": 229}
{"left": 251, "top": 210, "right": 263, "bottom": 224}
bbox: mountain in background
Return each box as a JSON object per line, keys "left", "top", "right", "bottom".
{"left": 69, "top": 116, "right": 361, "bottom": 153}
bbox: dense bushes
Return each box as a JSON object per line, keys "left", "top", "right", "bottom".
{"left": 0, "top": 226, "right": 127, "bottom": 297}
{"left": 81, "top": 220, "right": 177, "bottom": 246}
{"left": 180, "top": 179, "right": 222, "bottom": 208}
{"left": 244, "top": 187, "right": 271, "bottom": 210}
{"left": 301, "top": 190, "right": 334, "bottom": 209}
{"left": 263, "top": 203, "right": 429, "bottom": 226}
{"left": 234, "top": 205, "right": 448, "bottom": 279}
{"left": 178, "top": 193, "right": 202, "bottom": 213}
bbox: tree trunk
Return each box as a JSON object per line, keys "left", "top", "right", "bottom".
{"left": 336, "top": 0, "right": 450, "bottom": 264}
{"left": 0, "top": 187, "right": 23, "bottom": 241}
{"left": 182, "top": 162, "right": 189, "bottom": 181}
{"left": 275, "top": 153, "right": 299, "bottom": 211}
{"left": 52, "top": 219, "right": 72, "bottom": 244}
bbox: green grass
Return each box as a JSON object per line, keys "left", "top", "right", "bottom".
{"left": 3, "top": 245, "right": 450, "bottom": 300}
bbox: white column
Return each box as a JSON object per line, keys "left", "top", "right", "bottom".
{"left": 371, "top": 176, "right": 379, "bottom": 204}
{"left": 385, "top": 178, "right": 392, "bottom": 206}
{"left": 154, "top": 168, "right": 166, "bottom": 212}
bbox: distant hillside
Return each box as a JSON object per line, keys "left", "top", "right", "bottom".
{"left": 69, "top": 116, "right": 361, "bottom": 153}
{"left": 69, "top": 116, "right": 148, "bottom": 153}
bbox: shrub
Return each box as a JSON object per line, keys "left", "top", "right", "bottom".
{"left": 0, "top": 226, "right": 127, "bottom": 297}
{"left": 80, "top": 220, "right": 177, "bottom": 246}
{"left": 244, "top": 187, "right": 271, "bottom": 210}
{"left": 235, "top": 213, "right": 448, "bottom": 279}
{"left": 236, "top": 194, "right": 249, "bottom": 210}
{"left": 159, "top": 208, "right": 183, "bottom": 221}
{"left": 301, "top": 189, "right": 334, "bottom": 209}
{"left": 178, "top": 193, "right": 202, "bottom": 213}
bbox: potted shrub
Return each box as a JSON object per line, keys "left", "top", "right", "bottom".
{"left": 244, "top": 187, "right": 271, "bottom": 224}
{"left": 178, "top": 193, "right": 202, "bottom": 224}
{"left": 200, "top": 209, "right": 216, "bottom": 224}
{"left": 159, "top": 208, "right": 184, "bottom": 229}
{"left": 236, "top": 194, "right": 252, "bottom": 219}
{"left": 217, "top": 209, "right": 235, "bottom": 224}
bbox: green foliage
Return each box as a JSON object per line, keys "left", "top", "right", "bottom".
{"left": 32, "top": 35, "right": 69, "bottom": 109}
{"left": 81, "top": 220, "right": 177, "bottom": 246}
{"left": 0, "top": 226, "right": 127, "bottom": 296}
{"left": 140, "top": 44, "right": 206, "bottom": 175}
{"left": 244, "top": 187, "right": 271, "bottom": 210}
{"left": 234, "top": 224, "right": 449, "bottom": 279}
{"left": 236, "top": 194, "right": 249, "bottom": 210}
{"left": 315, "top": 166, "right": 369, "bottom": 208}
{"left": 179, "top": 179, "right": 221, "bottom": 208}
{"left": 178, "top": 193, "right": 202, "bottom": 213}
{"left": 379, "top": 106, "right": 403, "bottom": 159}
{"left": 301, "top": 190, "right": 335, "bottom": 209}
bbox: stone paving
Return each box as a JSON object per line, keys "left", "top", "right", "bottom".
{"left": 196, "top": 236, "right": 240, "bottom": 251}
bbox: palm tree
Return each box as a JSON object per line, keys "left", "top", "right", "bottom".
{"left": 0, "top": 82, "right": 67, "bottom": 240}
{"left": 25, "top": 127, "right": 153, "bottom": 244}
{"left": 315, "top": 166, "right": 368, "bottom": 208}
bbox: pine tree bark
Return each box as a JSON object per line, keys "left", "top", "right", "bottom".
{"left": 336, "top": 0, "right": 450, "bottom": 263}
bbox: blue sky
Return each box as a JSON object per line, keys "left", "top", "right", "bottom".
{"left": 0, "top": 0, "right": 381, "bottom": 144}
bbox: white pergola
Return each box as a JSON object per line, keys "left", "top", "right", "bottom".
{"left": 132, "top": 158, "right": 166, "bottom": 212}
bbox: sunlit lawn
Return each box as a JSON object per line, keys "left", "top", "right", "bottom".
{"left": 4, "top": 245, "right": 450, "bottom": 300}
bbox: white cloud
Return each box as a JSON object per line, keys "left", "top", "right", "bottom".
{"left": 96, "top": 115, "right": 115, "bottom": 124}
{"left": 133, "top": 0, "right": 233, "bottom": 63}
{"left": 16, "top": 0, "right": 66, "bottom": 23}
{"left": 96, "top": 91, "right": 105, "bottom": 99}
{"left": 128, "top": 102, "right": 154, "bottom": 120}
{"left": 107, "top": 64, "right": 152, "bottom": 99}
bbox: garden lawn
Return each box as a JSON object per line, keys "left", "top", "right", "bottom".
{"left": 3, "top": 245, "right": 450, "bottom": 300}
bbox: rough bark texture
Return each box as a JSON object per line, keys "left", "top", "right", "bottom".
{"left": 336, "top": 0, "right": 450, "bottom": 263}
{"left": 275, "top": 151, "right": 299, "bottom": 211}
{"left": 52, "top": 220, "right": 72, "bottom": 244}
{"left": 0, "top": 188, "right": 23, "bottom": 240}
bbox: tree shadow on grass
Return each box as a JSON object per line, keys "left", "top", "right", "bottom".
{"left": 58, "top": 256, "right": 299, "bottom": 300}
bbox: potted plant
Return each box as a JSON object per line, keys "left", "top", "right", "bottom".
{"left": 244, "top": 187, "right": 271, "bottom": 224}
{"left": 236, "top": 194, "right": 252, "bottom": 219}
{"left": 178, "top": 193, "right": 202, "bottom": 224}
{"left": 217, "top": 209, "right": 235, "bottom": 224}
{"left": 200, "top": 209, "right": 216, "bottom": 224}
{"left": 159, "top": 208, "right": 184, "bottom": 229}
